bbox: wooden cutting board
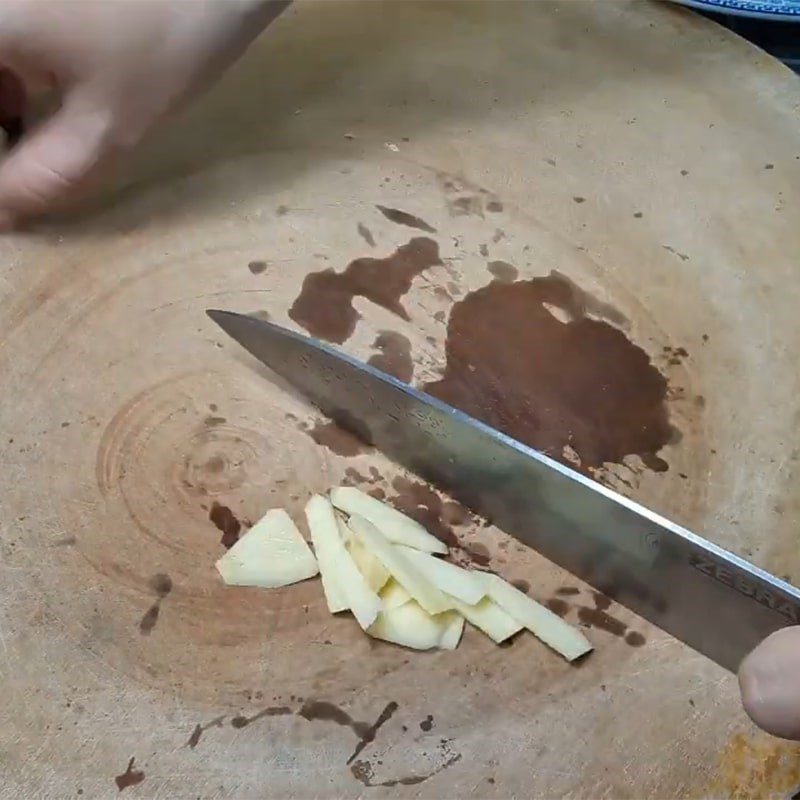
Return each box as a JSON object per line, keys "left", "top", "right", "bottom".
{"left": 3, "top": 1, "right": 800, "bottom": 796}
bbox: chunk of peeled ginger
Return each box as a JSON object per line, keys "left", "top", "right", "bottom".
{"left": 447, "top": 595, "right": 524, "bottom": 644}
{"left": 395, "top": 545, "right": 485, "bottom": 605}
{"left": 378, "top": 579, "right": 465, "bottom": 648}
{"left": 305, "top": 498, "right": 346, "bottom": 613}
{"left": 330, "top": 486, "right": 447, "bottom": 554}
{"left": 348, "top": 514, "right": 451, "bottom": 614}
{"left": 367, "top": 598, "right": 465, "bottom": 650}
{"left": 305, "top": 495, "right": 382, "bottom": 629}
{"left": 478, "top": 572, "right": 592, "bottom": 661}
{"left": 215, "top": 508, "right": 319, "bottom": 588}
{"left": 338, "top": 517, "right": 390, "bottom": 593}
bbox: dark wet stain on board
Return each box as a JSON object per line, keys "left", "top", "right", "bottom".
{"left": 186, "top": 716, "right": 224, "bottom": 749}
{"left": 347, "top": 701, "right": 399, "bottom": 765}
{"left": 487, "top": 260, "right": 518, "bottom": 283}
{"left": 487, "top": 200, "right": 503, "bottom": 213}
{"left": 343, "top": 467, "right": 369, "bottom": 485}
{"left": 376, "top": 205, "right": 437, "bottom": 234}
{"left": 114, "top": 758, "right": 144, "bottom": 792}
{"left": 367, "top": 331, "right": 413, "bottom": 383}
{"left": 307, "top": 420, "right": 370, "bottom": 457}
{"left": 231, "top": 707, "right": 292, "bottom": 728}
{"left": 248, "top": 260, "right": 267, "bottom": 274}
{"left": 209, "top": 502, "right": 242, "bottom": 549}
{"left": 329, "top": 409, "right": 374, "bottom": 449}
{"left": 423, "top": 270, "right": 672, "bottom": 475}
{"left": 298, "top": 700, "right": 370, "bottom": 738}
{"left": 289, "top": 237, "right": 442, "bottom": 344}
{"left": 663, "top": 245, "right": 690, "bottom": 262}
{"left": 357, "top": 222, "right": 376, "bottom": 247}
{"left": 578, "top": 599, "right": 626, "bottom": 636}
{"left": 467, "top": 542, "right": 491, "bottom": 566}
{"left": 149, "top": 573, "right": 172, "bottom": 597}
{"left": 662, "top": 345, "right": 689, "bottom": 368}
{"left": 187, "top": 724, "right": 203, "bottom": 749}
{"left": 498, "top": 630, "right": 524, "bottom": 649}
{"left": 138, "top": 604, "right": 160, "bottom": 635}
{"left": 569, "top": 592, "right": 646, "bottom": 646}
{"left": 138, "top": 573, "right": 173, "bottom": 635}
{"left": 389, "top": 477, "right": 490, "bottom": 565}
{"left": 351, "top": 753, "right": 462, "bottom": 787}
{"left": 511, "top": 579, "right": 530, "bottom": 594}
{"left": 442, "top": 501, "right": 470, "bottom": 525}
{"left": 420, "top": 714, "right": 434, "bottom": 732}
{"left": 448, "top": 195, "right": 484, "bottom": 218}
{"left": 546, "top": 598, "right": 569, "bottom": 618}
{"left": 204, "top": 416, "right": 227, "bottom": 427}
{"left": 390, "top": 477, "right": 459, "bottom": 549}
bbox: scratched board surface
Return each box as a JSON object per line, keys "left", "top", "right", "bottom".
{"left": 3, "top": 2, "right": 800, "bottom": 797}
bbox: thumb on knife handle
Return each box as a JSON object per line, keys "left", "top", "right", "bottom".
{"left": 739, "top": 626, "right": 800, "bottom": 740}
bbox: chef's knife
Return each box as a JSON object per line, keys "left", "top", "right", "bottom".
{"left": 208, "top": 309, "right": 800, "bottom": 671}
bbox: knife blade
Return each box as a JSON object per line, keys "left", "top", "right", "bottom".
{"left": 207, "top": 309, "right": 800, "bottom": 671}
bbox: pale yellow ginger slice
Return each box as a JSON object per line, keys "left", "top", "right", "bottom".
{"left": 395, "top": 545, "right": 485, "bottom": 605}
{"left": 479, "top": 572, "right": 592, "bottom": 661}
{"left": 216, "top": 508, "right": 318, "bottom": 588}
{"left": 305, "top": 495, "right": 382, "bottom": 628}
{"left": 330, "top": 486, "right": 447, "bottom": 553}
{"left": 348, "top": 514, "right": 451, "bottom": 614}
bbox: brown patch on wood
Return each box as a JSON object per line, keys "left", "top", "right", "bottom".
{"left": 114, "top": 758, "right": 144, "bottom": 792}
{"left": 367, "top": 331, "right": 413, "bottom": 383}
{"left": 209, "top": 502, "right": 241, "bottom": 549}
{"left": 423, "top": 271, "right": 671, "bottom": 474}
{"left": 289, "top": 238, "right": 442, "bottom": 343}
{"left": 375, "top": 205, "right": 436, "bottom": 234}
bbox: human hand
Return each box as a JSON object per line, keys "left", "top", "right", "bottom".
{"left": 739, "top": 627, "right": 800, "bottom": 739}
{"left": 0, "top": 0, "right": 289, "bottom": 227}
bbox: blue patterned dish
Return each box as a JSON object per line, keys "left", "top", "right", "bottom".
{"left": 677, "top": 0, "right": 800, "bottom": 20}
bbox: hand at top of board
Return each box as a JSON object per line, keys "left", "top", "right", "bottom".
{"left": 0, "top": 0, "right": 288, "bottom": 227}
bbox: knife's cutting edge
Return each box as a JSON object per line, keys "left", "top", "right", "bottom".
{"left": 207, "top": 308, "right": 800, "bottom": 671}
